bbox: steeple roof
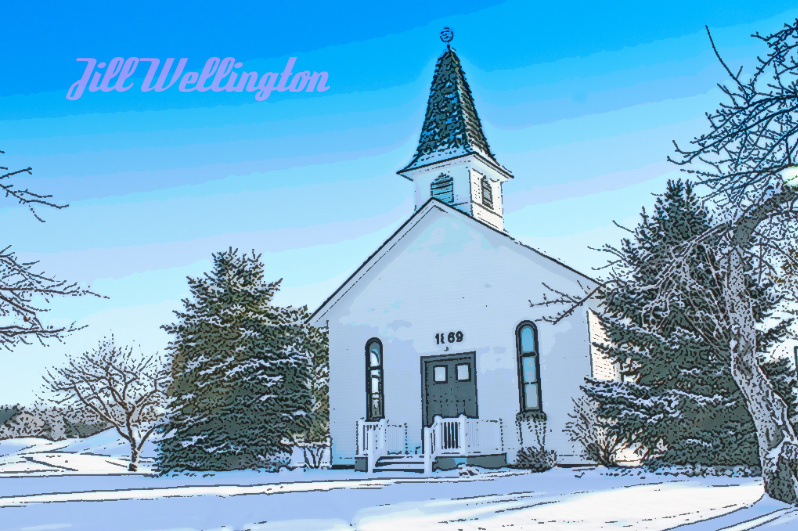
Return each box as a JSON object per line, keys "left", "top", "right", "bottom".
{"left": 399, "top": 46, "right": 511, "bottom": 177}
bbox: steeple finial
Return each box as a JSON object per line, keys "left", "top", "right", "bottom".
{"left": 440, "top": 27, "right": 454, "bottom": 44}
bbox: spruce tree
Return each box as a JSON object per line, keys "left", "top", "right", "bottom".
{"left": 585, "top": 180, "right": 796, "bottom": 467}
{"left": 304, "top": 324, "right": 329, "bottom": 443}
{"left": 157, "top": 249, "right": 315, "bottom": 472}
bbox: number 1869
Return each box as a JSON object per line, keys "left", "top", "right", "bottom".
{"left": 435, "top": 331, "right": 464, "bottom": 344}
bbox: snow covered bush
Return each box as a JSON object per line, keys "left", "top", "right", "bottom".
{"left": 565, "top": 396, "right": 624, "bottom": 466}
{"left": 513, "top": 446, "right": 557, "bottom": 472}
{"left": 648, "top": 464, "right": 761, "bottom": 478}
{"left": 515, "top": 411, "right": 547, "bottom": 448}
{"left": 513, "top": 411, "right": 556, "bottom": 471}
{"left": 286, "top": 438, "right": 330, "bottom": 469}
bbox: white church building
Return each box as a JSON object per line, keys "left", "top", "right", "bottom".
{"left": 309, "top": 43, "right": 616, "bottom": 473}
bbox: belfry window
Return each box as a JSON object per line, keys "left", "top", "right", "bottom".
{"left": 481, "top": 177, "right": 493, "bottom": 209}
{"left": 431, "top": 174, "right": 454, "bottom": 204}
{"left": 366, "top": 339, "right": 384, "bottom": 421}
{"left": 517, "top": 322, "right": 541, "bottom": 412}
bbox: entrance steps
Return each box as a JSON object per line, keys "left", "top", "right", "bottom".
{"left": 374, "top": 455, "right": 425, "bottom": 473}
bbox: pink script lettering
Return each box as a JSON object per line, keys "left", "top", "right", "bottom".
{"left": 66, "top": 57, "right": 330, "bottom": 101}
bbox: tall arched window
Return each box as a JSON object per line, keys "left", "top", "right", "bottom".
{"left": 481, "top": 176, "right": 493, "bottom": 209}
{"left": 516, "top": 322, "right": 541, "bottom": 412}
{"left": 366, "top": 338, "right": 384, "bottom": 421}
{"left": 430, "top": 174, "right": 454, "bottom": 205}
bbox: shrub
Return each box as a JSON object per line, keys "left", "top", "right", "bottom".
{"left": 565, "top": 396, "right": 625, "bottom": 466}
{"left": 295, "top": 441, "right": 330, "bottom": 469}
{"left": 513, "top": 446, "right": 557, "bottom": 472}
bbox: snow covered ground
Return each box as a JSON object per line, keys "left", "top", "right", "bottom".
{"left": 1, "top": 432, "right": 797, "bottom": 530}
{"left": 0, "top": 429, "right": 158, "bottom": 475}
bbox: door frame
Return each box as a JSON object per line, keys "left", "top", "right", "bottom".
{"left": 420, "top": 352, "right": 479, "bottom": 431}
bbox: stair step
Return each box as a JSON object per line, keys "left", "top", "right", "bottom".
{"left": 373, "top": 455, "right": 426, "bottom": 473}
{"left": 374, "top": 463, "right": 426, "bottom": 472}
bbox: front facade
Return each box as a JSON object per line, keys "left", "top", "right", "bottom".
{"left": 310, "top": 44, "right": 615, "bottom": 472}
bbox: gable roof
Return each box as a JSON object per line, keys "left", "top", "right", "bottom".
{"left": 309, "top": 198, "right": 597, "bottom": 326}
{"left": 399, "top": 47, "right": 512, "bottom": 178}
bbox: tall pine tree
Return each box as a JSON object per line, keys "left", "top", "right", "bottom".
{"left": 304, "top": 324, "right": 329, "bottom": 444}
{"left": 157, "top": 249, "right": 319, "bottom": 472}
{"left": 586, "top": 180, "right": 796, "bottom": 467}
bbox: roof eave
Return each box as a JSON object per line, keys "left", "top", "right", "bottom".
{"left": 397, "top": 151, "right": 514, "bottom": 180}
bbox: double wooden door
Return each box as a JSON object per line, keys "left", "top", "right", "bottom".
{"left": 422, "top": 353, "right": 477, "bottom": 427}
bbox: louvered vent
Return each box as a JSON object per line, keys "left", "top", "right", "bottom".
{"left": 481, "top": 176, "right": 493, "bottom": 210}
{"left": 431, "top": 174, "right": 454, "bottom": 204}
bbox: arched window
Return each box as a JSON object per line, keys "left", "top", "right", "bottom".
{"left": 430, "top": 174, "right": 454, "bottom": 205}
{"left": 516, "top": 322, "right": 541, "bottom": 412}
{"left": 366, "top": 339, "right": 384, "bottom": 421}
{"left": 481, "top": 177, "right": 493, "bottom": 209}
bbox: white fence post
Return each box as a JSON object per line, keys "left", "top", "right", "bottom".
{"left": 356, "top": 420, "right": 361, "bottom": 456}
{"left": 379, "top": 418, "right": 387, "bottom": 454}
{"left": 367, "top": 428, "right": 376, "bottom": 473}
{"left": 423, "top": 426, "right": 432, "bottom": 475}
{"left": 458, "top": 414, "right": 467, "bottom": 454}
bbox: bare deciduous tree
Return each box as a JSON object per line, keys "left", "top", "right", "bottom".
{"left": 0, "top": 150, "right": 96, "bottom": 350}
{"left": 43, "top": 338, "right": 168, "bottom": 471}
{"left": 666, "top": 22, "right": 798, "bottom": 504}
{"left": 534, "top": 21, "right": 798, "bottom": 503}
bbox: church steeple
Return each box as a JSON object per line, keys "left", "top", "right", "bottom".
{"left": 398, "top": 34, "right": 513, "bottom": 231}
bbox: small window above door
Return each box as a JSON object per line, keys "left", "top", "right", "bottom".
{"left": 456, "top": 363, "right": 470, "bottom": 381}
{"left": 433, "top": 365, "right": 447, "bottom": 383}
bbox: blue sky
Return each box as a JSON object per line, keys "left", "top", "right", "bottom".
{"left": 2, "top": 0, "right": 798, "bottom": 405}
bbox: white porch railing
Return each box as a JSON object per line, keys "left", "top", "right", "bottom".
{"left": 423, "top": 415, "right": 503, "bottom": 474}
{"left": 356, "top": 416, "right": 503, "bottom": 474}
{"left": 356, "top": 419, "right": 408, "bottom": 472}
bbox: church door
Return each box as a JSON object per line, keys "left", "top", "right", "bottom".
{"left": 422, "top": 353, "right": 478, "bottom": 427}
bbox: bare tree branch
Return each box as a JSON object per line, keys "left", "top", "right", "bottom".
{"left": 0, "top": 150, "right": 101, "bottom": 350}
{"left": 0, "top": 149, "right": 67, "bottom": 223}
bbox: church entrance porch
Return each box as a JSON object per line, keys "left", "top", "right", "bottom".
{"left": 354, "top": 352, "right": 506, "bottom": 473}
{"left": 354, "top": 415, "right": 506, "bottom": 473}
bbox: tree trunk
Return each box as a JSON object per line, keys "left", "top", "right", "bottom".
{"left": 725, "top": 249, "right": 798, "bottom": 504}
{"left": 129, "top": 443, "right": 140, "bottom": 472}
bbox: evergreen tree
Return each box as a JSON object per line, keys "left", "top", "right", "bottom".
{"left": 304, "top": 324, "right": 329, "bottom": 444}
{"left": 157, "top": 249, "right": 316, "bottom": 472}
{"left": 585, "top": 180, "right": 796, "bottom": 467}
